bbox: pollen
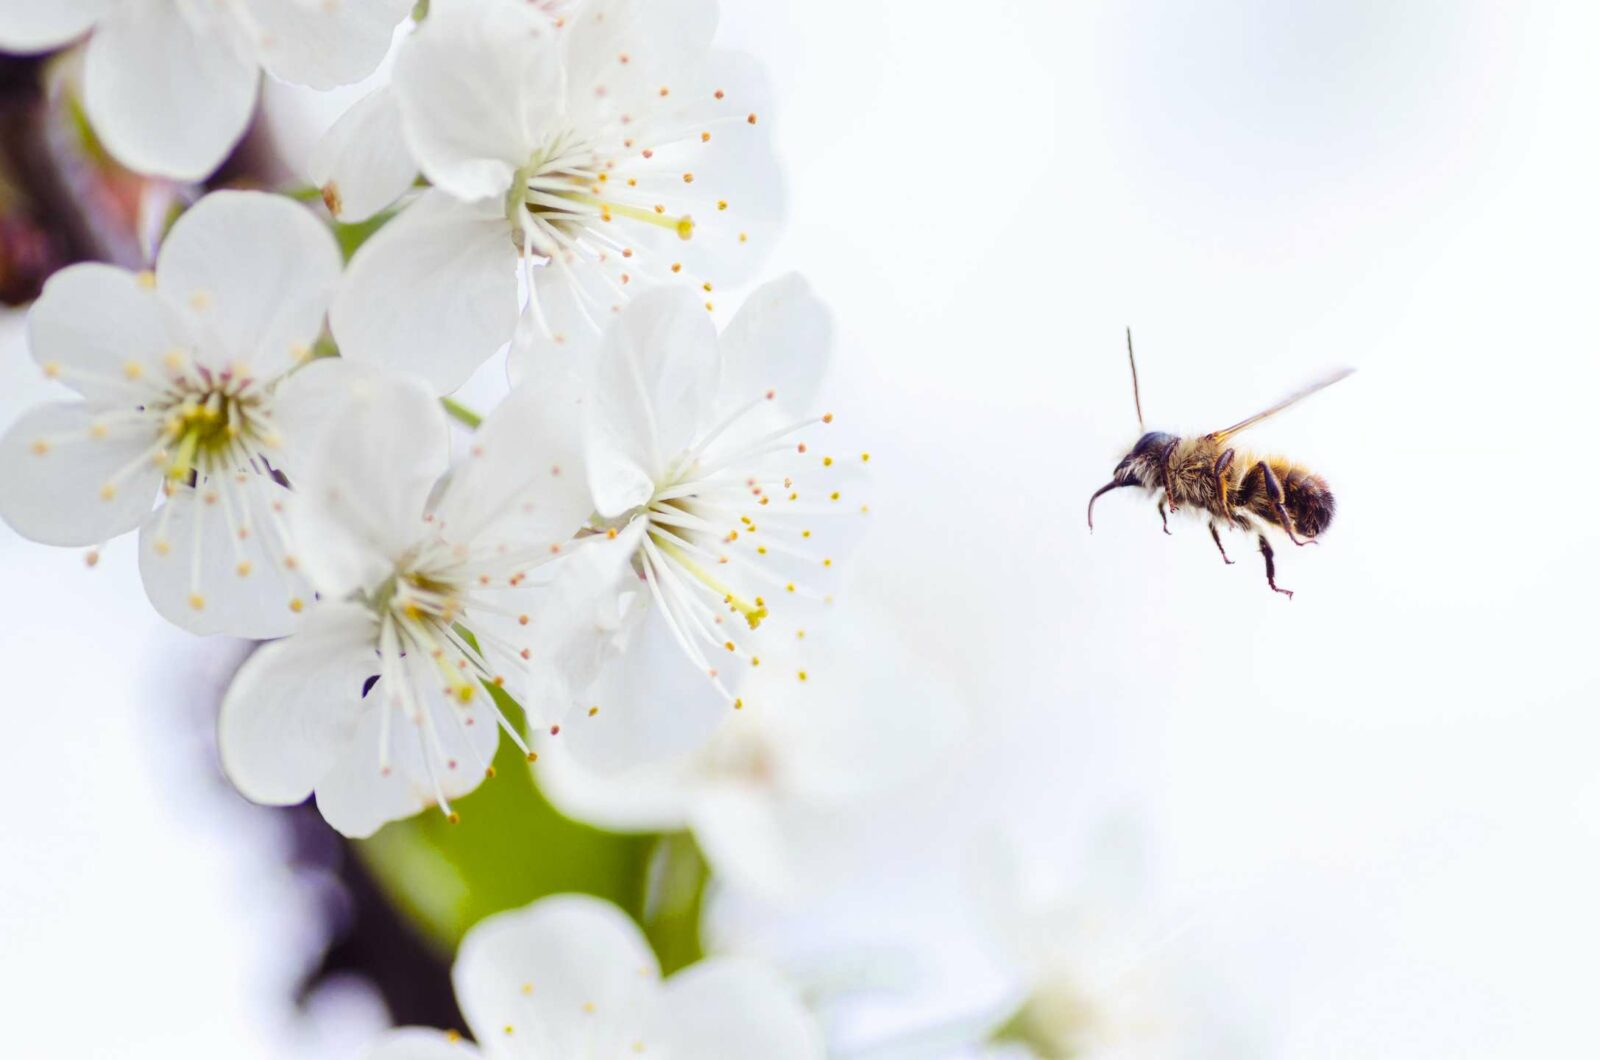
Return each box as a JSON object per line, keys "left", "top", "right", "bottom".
{"left": 701, "top": 131, "right": 712, "bottom": 142}
{"left": 671, "top": 262, "right": 683, "bottom": 273}
{"left": 747, "top": 112, "right": 759, "bottom": 124}
{"left": 289, "top": 598, "right": 304, "bottom": 613}
{"left": 861, "top": 452, "right": 871, "bottom": 462}
{"left": 734, "top": 697, "right": 744, "bottom": 709}
{"left": 154, "top": 538, "right": 171, "bottom": 556}
{"left": 41, "top": 361, "right": 61, "bottom": 379}
{"left": 676, "top": 217, "right": 695, "bottom": 240}
{"left": 29, "top": 439, "right": 48, "bottom": 456}
{"left": 456, "top": 685, "right": 476, "bottom": 704}
{"left": 235, "top": 561, "right": 252, "bottom": 577}
{"left": 823, "top": 456, "right": 833, "bottom": 466}
{"left": 135, "top": 270, "right": 157, "bottom": 290}
{"left": 98, "top": 483, "right": 117, "bottom": 501}
{"left": 588, "top": 706, "right": 599, "bottom": 716}
{"left": 715, "top": 88, "right": 725, "bottom": 99}
{"left": 798, "top": 670, "right": 808, "bottom": 682}
{"left": 188, "top": 290, "right": 212, "bottom": 311}
{"left": 188, "top": 593, "right": 206, "bottom": 611}
{"left": 123, "top": 360, "right": 144, "bottom": 380}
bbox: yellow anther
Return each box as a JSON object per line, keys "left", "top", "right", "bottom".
{"left": 676, "top": 216, "right": 694, "bottom": 240}
{"left": 41, "top": 361, "right": 61, "bottom": 379}
{"left": 99, "top": 483, "right": 116, "bottom": 501}
{"left": 29, "top": 439, "right": 48, "bottom": 456}
{"left": 135, "top": 270, "right": 157, "bottom": 289}
{"left": 188, "top": 593, "right": 206, "bottom": 611}
{"left": 289, "top": 597, "right": 304, "bottom": 613}
{"left": 823, "top": 456, "right": 833, "bottom": 466}
{"left": 235, "top": 561, "right": 252, "bottom": 577}
{"left": 701, "top": 131, "right": 711, "bottom": 142}
{"left": 717, "top": 199, "right": 728, "bottom": 211}
{"left": 123, "top": 360, "right": 144, "bottom": 380}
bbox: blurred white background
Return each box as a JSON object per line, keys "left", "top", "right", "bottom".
{"left": 6, "top": 0, "right": 1600, "bottom": 1055}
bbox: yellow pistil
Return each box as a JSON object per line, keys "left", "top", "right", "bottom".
{"left": 655, "top": 537, "right": 767, "bottom": 629}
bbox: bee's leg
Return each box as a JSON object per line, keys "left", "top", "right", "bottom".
{"left": 1257, "top": 533, "right": 1294, "bottom": 598}
{"left": 1155, "top": 495, "right": 1172, "bottom": 535}
{"left": 1213, "top": 449, "right": 1235, "bottom": 510}
{"left": 1160, "top": 439, "right": 1182, "bottom": 512}
{"left": 1208, "top": 520, "right": 1234, "bottom": 563}
{"left": 1248, "top": 460, "right": 1312, "bottom": 546}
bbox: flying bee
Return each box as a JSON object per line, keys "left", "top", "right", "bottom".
{"left": 1087, "top": 329, "right": 1353, "bottom": 599}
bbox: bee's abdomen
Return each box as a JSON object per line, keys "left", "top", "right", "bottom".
{"left": 1278, "top": 463, "right": 1335, "bottom": 537}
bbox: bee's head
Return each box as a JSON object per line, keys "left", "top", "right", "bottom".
{"left": 1088, "top": 431, "right": 1175, "bottom": 530}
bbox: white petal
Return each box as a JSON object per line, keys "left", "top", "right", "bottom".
{"left": 717, "top": 273, "right": 833, "bottom": 419}
{"left": 453, "top": 895, "right": 659, "bottom": 1051}
{"left": 558, "top": 602, "right": 731, "bottom": 772}
{"left": 559, "top": 0, "right": 720, "bottom": 132}
{"left": 312, "top": 678, "right": 499, "bottom": 838}
{"left": 432, "top": 377, "right": 591, "bottom": 551}
{"left": 331, "top": 189, "right": 519, "bottom": 394}
{"left": 685, "top": 787, "right": 803, "bottom": 900}
{"left": 308, "top": 85, "right": 418, "bottom": 223}
{"left": 654, "top": 957, "right": 824, "bottom": 1060}
{"left": 393, "top": 0, "right": 562, "bottom": 202}
{"left": 245, "top": 0, "right": 411, "bottom": 90}
{"left": 27, "top": 263, "right": 177, "bottom": 403}
{"left": 492, "top": 521, "right": 644, "bottom": 727}
{"left": 363, "top": 1028, "right": 483, "bottom": 1060}
{"left": 83, "top": 0, "right": 259, "bottom": 180}
{"left": 217, "top": 602, "right": 378, "bottom": 806}
{"left": 156, "top": 190, "right": 342, "bottom": 379}
{"left": 586, "top": 287, "right": 720, "bottom": 516}
{"left": 266, "top": 355, "right": 385, "bottom": 479}
{"left": 287, "top": 372, "right": 449, "bottom": 598}
{"left": 0, "top": 402, "right": 161, "bottom": 546}
{"left": 138, "top": 478, "right": 305, "bottom": 638}
{"left": 0, "top": 0, "right": 111, "bottom": 53}
{"left": 534, "top": 739, "right": 696, "bottom": 834}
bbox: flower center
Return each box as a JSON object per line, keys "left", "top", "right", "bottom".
{"left": 155, "top": 371, "right": 269, "bottom": 483}
{"left": 508, "top": 140, "right": 695, "bottom": 260}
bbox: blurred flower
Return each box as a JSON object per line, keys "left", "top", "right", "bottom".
{"left": 511, "top": 276, "right": 865, "bottom": 771}
{"left": 974, "top": 837, "right": 1204, "bottom": 1060}
{"left": 364, "top": 893, "right": 825, "bottom": 1060}
{"left": 0, "top": 0, "right": 413, "bottom": 181}
{"left": 0, "top": 190, "right": 348, "bottom": 637}
{"left": 536, "top": 605, "right": 960, "bottom": 901}
{"left": 329, "top": 0, "right": 783, "bottom": 393}
{"left": 218, "top": 372, "right": 596, "bottom": 837}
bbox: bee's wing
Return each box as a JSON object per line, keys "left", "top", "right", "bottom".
{"left": 1207, "top": 367, "right": 1355, "bottom": 442}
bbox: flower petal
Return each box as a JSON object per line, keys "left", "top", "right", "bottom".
{"left": 491, "top": 521, "right": 644, "bottom": 729}
{"left": 308, "top": 85, "right": 418, "bottom": 223}
{"left": 244, "top": 0, "right": 411, "bottom": 90}
{"left": 0, "top": 0, "right": 111, "bottom": 53}
{"left": 267, "top": 355, "right": 386, "bottom": 477}
{"left": 156, "top": 190, "right": 342, "bottom": 379}
{"left": 217, "top": 601, "right": 378, "bottom": 807}
{"left": 363, "top": 1029, "right": 483, "bottom": 1060}
{"left": 363, "top": 1028, "right": 483, "bottom": 1060}
{"left": 717, "top": 273, "right": 833, "bottom": 420}
{"left": 453, "top": 894, "right": 660, "bottom": 1051}
{"left": 27, "top": 263, "right": 177, "bottom": 404}
{"left": 654, "top": 957, "right": 824, "bottom": 1060}
{"left": 559, "top": 0, "right": 720, "bottom": 133}
{"left": 83, "top": 0, "right": 259, "bottom": 180}
{"left": 287, "top": 372, "right": 449, "bottom": 599}
{"left": 432, "top": 377, "right": 591, "bottom": 551}
{"left": 0, "top": 402, "right": 162, "bottom": 546}
{"left": 534, "top": 739, "right": 696, "bottom": 834}
{"left": 331, "top": 189, "right": 519, "bottom": 394}
{"left": 311, "top": 677, "right": 499, "bottom": 838}
{"left": 393, "top": 0, "right": 562, "bottom": 202}
{"left": 558, "top": 602, "right": 731, "bottom": 772}
{"left": 138, "top": 478, "right": 305, "bottom": 639}
{"left": 586, "top": 287, "right": 720, "bottom": 516}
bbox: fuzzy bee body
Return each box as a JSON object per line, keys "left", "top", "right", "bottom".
{"left": 1087, "top": 334, "right": 1350, "bottom": 598}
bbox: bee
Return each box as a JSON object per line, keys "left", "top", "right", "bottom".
{"left": 1087, "top": 329, "right": 1353, "bottom": 599}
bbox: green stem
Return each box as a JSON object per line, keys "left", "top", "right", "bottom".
{"left": 441, "top": 397, "right": 483, "bottom": 430}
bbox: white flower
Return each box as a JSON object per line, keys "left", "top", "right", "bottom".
{"left": 330, "top": 0, "right": 784, "bottom": 393}
{"left": 535, "top": 605, "right": 961, "bottom": 900}
{"left": 364, "top": 894, "right": 825, "bottom": 1060}
{"left": 510, "top": 275, "right": 865, "bottom": 771}
{"left": 974, "top": 839, "right": 1188, "bottom": 1060}
{"left": 0, "top": 190, "right": 350, "bottom": 638}
{"left": 0, "top": 0, "right": 414, "bottom": 181}
{"left": 218, "top": 372, "right": 594, "bottom": 837}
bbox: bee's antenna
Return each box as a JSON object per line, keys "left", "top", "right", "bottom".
{"left": 1126, "top": 326, "right": 1145, "bottom": 432}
